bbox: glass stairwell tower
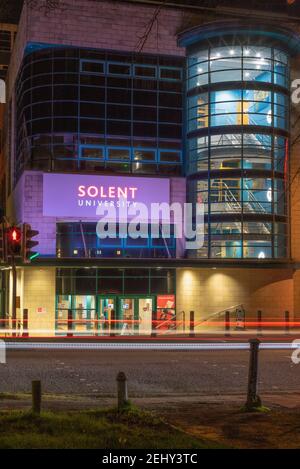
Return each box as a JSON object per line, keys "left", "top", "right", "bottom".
{"left": 179, "top": 21, "right": 296, "bottom": 260}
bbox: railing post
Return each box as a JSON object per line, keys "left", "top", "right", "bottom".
{"left": 225, "top": 310, "right": 230, "bottom": 337}
{"left": 245, "top": 338, "right": 261, "bottom": 411}
{"left": 67, "top": 309, "right": 73, "bottom": 338}
{"left": 151, "top": 310, "right": 157, "bottom": 338}
{"left": 32, "top": 380, "right": 42, "bottom": 415}
{"left": 285, "top": 310, "right": 290, "bottom": 335}
{"left": 5, "top": 314, "right": 9, "bottom": 337}
{"left": 110, "top": 308, "right": 116, "bottom": 337}
{"left": 22, "top": 308, "right": 29, "bottom": 338}
{"left": 257, "top": 310, "right": 262, "bottom": 336}
{"left": 94, "top": 311, "right": 99, "bottom": 337}
{"left": 189, "top": 311, "right": 195, "bottom": 338}
{"left": 117, "top": 371, "right": 128, "bottom": 410}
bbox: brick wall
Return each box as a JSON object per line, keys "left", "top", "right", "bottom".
{"left": 22, "top": 267, "right": 56, "bottom": 337}
{"left": 7, "top": 171, "right": 56, "bottom": 255}
{"left": 290, "top": 56, "right": 300, "bottom": 263}
{"left": 7, "top": 0, "right": 185, "bottom": 99}
{"left": 176, "top": 268, "right": 294, "bottom": 324}
{"left": 170, "top": 177, "right": 186, "bottom": 257}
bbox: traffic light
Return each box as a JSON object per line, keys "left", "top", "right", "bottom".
{"left": 6, "top": 226, "right": 22, "bottom": 257}
{"left": 0, "top": 223, "right": 7, "bottom": 263}
{"left": 22, "top": 223, "right": 39, "bottom": 263}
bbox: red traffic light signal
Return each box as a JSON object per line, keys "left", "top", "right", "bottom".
{"left": 6, "top": 226, "right": 22, "bottom": 256}
{"left": 22, "top": 223, "right": 39, "bottom": 262}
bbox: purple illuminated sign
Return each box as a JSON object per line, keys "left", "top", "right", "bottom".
{"left": 43, "top": 173, "right": 170, "bottom": 218}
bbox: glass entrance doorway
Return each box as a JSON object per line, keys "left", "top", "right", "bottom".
{"left": 97, "top": 297, "right": 116, "bottom": 335}
{"left": 56, "top": 295, "right": 155, "bottom": 336}
{"left": 118, "top": 297, "right": 153, "bottom": 335}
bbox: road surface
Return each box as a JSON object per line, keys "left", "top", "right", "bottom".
{"left": 0, "top": 348, "right": 298, "bottom": 396}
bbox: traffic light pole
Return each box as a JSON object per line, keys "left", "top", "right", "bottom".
{"left": 11, "top": 254, "right": 17, "bottom": 336}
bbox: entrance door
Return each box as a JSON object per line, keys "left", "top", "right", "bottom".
{"left": 138, "top": 298, "right": 152, "bottom": 335}
{"left": 119, "top": 298, "right": 135, "bottom": 335}
{"left": 56, "top": 295, "right": 72, "bottom": 334}
{"left": 118, "top": 297, "right": 154, "bottom": 336}
{"left": 73, "top": 295, "right": 95, "bottom": 335}
{"left": 97, "top": 297, "right": 116, "bottom": 335}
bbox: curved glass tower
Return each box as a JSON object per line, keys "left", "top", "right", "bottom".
{"left": 179, "top": 22, "right": 296, "bottom": 259}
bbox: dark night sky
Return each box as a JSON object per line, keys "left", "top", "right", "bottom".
{"left": 0, "top": 0, "right": 298, "bottom": 24}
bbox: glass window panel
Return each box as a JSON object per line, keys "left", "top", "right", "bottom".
{"left": 243, "top": 46, "right": 272, "bottom": 61}
{"left": 188, "top": 57, "right": 209, "bottom": 89}
{"left": 134, "top": 65, "right": 156, "bottom": 78}
{"left": 107, "top": 88, "right": 131, "bottom": 104}
{"left": 133, "top": 106, "right": 156, "bottom": 121}
{"left": 133, "top": 91, "right": 157, "bottom": 106}
{"left": 274, "top": 71, "right": 287, "bottom": 87}
{"left": 80, "top": 119, "right": 105, "bottom": 134}
{"left": 133, "top": 149, "right": 156, "bottom": 161}
{"left": 107, "top": 148, "right": 130, "bottom": 160}
{"left": 274, "top": 136, "right": 288, "bottom": 172}
{"left": 108, "top": 62, "right": 131, "bottom": 75}
{"left": 243, "top": 90, "right": 271, "bottom": 102}
{"left": 80, "top": 86, "right": 105, "bottom": 101}
{"left": 159, "top": 164, "right": 181, "bottom": 176}
{"left": 106, "top": 162, "right": 131, "bottom": 173}
{"left": 107, "top": 104, "right": 131, "bottom": 120}
{"left": 80, "top": 102, "right": 105, "bottom": 118}
{"left": 188, "top": 51, "right": 208, "bottom": 66}
{"left": 243, "top": 178, "right": 272, "bottom": 214}
{"left": 132, "top": 163, "right": 157, "bottom": 174}
{"left": 188, "top": 60, "right": 209, "bottom": 77}
{"left": 211, "top": 70, "right": 242, "bottom": 82}
{"left": 159, "top": 67, "right": 182, "bottom": 80}
{"left": 189, "top": 74, "right": 208, "bottom": 88}
{"left": 274, "top": 49, "right": 288, "bottom": 64}
{"left": 81, "top": 146, "right": 104, "bottom": 159}
{"left": 81, "top": 60, "right": 104, "bottom": 74}
{"left": 159, "top": 150, "right": 181, "bottom": 162}
{"left": 107, "top": 120, "right": 131, "bottom": 135}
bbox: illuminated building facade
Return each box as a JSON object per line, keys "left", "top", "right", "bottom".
{"left": 2, "top": 1, "right": 300, "bottom": 337}
{"left": 180, "top": 23, "right": 291, "bottom": 260}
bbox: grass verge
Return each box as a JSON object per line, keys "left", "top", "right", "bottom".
{"left": 0, "top": 405, "right": 222, "bottom": 449}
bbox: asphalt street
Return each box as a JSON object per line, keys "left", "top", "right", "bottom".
{"left": 0, "top": 349, "right": 299, "bottom": 396}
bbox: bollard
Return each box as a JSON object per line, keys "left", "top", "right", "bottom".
{"left": 285, "top": 310, "right": 290, "bottom": 335}
{"left": 67, "top": 309, "right": 73, "bottom": 338}
{"left": 151, "top": 310, "right": 157, "bottom": 338}
{"left": 225, "top": 310, "right": 230, "bottom": 337}
{"left": 117, "top": 371, "right": 128, "bottom": 410}
{"left": 32, "top": 380, "right": 42, "bottom": 415}
{"left": 257, "top": 310, "right": 262, "bottom": 336}
{"left": 245, "top": 338, "right": 261, "bottom": 411}
{"left": 22, "top": 309, "right": 29, "bottom": 338}
{"left": 189, "top": 311, "right": 195, "bottom": 338}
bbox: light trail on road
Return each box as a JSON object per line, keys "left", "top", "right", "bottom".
{"left": 2, "top": 341, "right": 300, "bottom": 351}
